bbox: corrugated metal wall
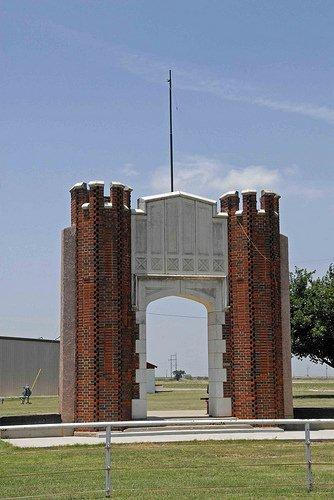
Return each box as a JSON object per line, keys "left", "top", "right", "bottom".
{"left": 0, "top": 337, "right": 59, "bottom": 396}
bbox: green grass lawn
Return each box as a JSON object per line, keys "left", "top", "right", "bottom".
{"left": 149, "top": 378, "right": 207, "bottom": 411}
{"left": 0, "top": 438, "right": 334, "bottom": 498}
{"left": 293, "top": 378, "right": 334, "bottom": 408}
{"left": 155, "top": 378, "right": 208, "bottom": 389}
{"left": 1, "top": 378, "right": 334, "bottom": 418}
{"left": 0, "top": 396, "right": 59, "bottom": 417}
{"left": 148, "top": 389, "right": 207, "bottom": 411}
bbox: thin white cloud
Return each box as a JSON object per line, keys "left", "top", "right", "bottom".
{"left": 113, "top": 50, "right": 334, "bottom": 124}
{"left": 151, "top": 155, "right": 280, "bottom": 195}
{"left": 150, "top": 154, "right": 327, "bottom": 201}
{"left": 250, "top": 98, "right": 334, "bottom": 124}
{"left": 37, "top": 21, "right": 334, "bottom": 125}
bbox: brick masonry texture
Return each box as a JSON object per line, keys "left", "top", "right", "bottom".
{"left": 221, "top": 191, "right": 285, "bottom": 418}
{"left": 70, "top": 182, "right": 138, "bottom": 423}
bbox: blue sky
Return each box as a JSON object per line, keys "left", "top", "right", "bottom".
{"left": 1, "top": 1, "right": 334, "bottom": 376}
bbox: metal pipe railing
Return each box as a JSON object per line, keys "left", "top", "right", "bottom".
{"left": 1, "top": 418, "right": 334, "bottom": 497}
{"left": 1, "top": 417, "right": 334, "bottom": 432}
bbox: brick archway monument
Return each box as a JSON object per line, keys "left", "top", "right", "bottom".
{"left": 60, "top": 181, "right": 293, "bottom": 423}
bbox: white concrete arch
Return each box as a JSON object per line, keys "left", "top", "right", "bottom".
{"left": 132, "top": 276, "right": 232, "bottom": 419}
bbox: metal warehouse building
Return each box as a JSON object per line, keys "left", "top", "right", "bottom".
{"left": 0, "top": 336, "right": 59, "bottom": 397}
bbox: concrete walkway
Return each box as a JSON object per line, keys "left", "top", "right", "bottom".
{"left": 5, "top": 428, "right": 334, "bottom": 448}
{"left": 147, "top": 410, "right": 208, "bottom": 418}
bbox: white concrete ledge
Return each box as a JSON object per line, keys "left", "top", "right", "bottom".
{"left": 88, "top": 180, "right": 104, "bottom": 187}
{"left": 111, "top": 181, "right": 126, "bottom": 188}
{"left": 220, "top": 191, "right": 238, "bottom": 199}
{"left": 70, "top": 182, "right": 85, "bottom": 191}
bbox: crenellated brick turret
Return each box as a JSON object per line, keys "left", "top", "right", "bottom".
{"left": 68, "top": 181, "right": 138, "bottom": 422}
{"left": 220, "top": 189, "right": 284, "bottom": 418}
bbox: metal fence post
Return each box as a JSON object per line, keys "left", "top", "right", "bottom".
{"left": 304, "top": 422, "right": 313, "bottom": 492}
{"left": 105, "top": 425, "right": 111, "bottom": 497}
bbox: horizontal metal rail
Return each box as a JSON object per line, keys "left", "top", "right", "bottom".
{"left": 1, "top": 418, "right": 334, "bottom": 497}
{"left": 1, "top": 417, "right": 334, "bottom": 432}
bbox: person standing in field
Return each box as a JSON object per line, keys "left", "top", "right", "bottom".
{"left": 21, "top": 385, "right": 32, "bottom": 404}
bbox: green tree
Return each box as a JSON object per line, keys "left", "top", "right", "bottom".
{"left": 173, "top": 370, "right": 186, "bottom": 381}
{"left": 290, "top": 265, "right": 334, "bottom": 368}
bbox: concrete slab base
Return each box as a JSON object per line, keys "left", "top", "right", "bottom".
{"left": 147, "top": 410, "right": 209, "bottom": 418}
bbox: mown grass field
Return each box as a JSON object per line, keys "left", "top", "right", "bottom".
{"left": 1, "top": 438, "right": 334, "bottom": 498}
{"left": 147, "top": 388, "right": 207, "bottom": 411}
{"left": 1, "top": 378, "right": 334, "bottom": 417}
{"left": 0, "top": 396, "right": 58, "bottom": 417}
{"left": 293, "top": 378, "right": 334, "bottom": 407}
{"left": 1, "top": 379, "right": 334, "bottom": 498}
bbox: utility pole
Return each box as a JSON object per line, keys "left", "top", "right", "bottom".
{"left": 167, "top": 69, "right": 174, "bottom": 192}
{"left": 168, "top": 353, "right": 177, "bottom": 379}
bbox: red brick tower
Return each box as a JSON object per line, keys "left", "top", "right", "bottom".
{"left": 67, "top": 181, "right": 138, "bottom": 422}
{"left": 221, "top": 189, "right": 285, "bottom": 418}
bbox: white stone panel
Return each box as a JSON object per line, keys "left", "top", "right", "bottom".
{"left": 209, "top": 368, "right": 227, "bottom": 382}
{"left": 208, "top": 311, "right": 225, "bottom": 325}
{"left": 146, "top": 369, "right": 156, "bottom": 394}
{"left": 196, "top": 202, "right": 211, "bottom": 257}
{"left": 209, "top": 397, "right": 231, "bottom": 417}
{"left": 166, "top": 198, "right": 179, "bottom": 255}
{"left": 208, "top": 353, "right": 223, "bottom": 368}
{"left": 208, "top": 325, "right": 222, "bottom": 340}
{"left": 135, "top": 218, "right": 147, "bottom": 253}
{"left": 138, "top": 353, "right": 146, "bottom": 369}
{"left": 181, "top": 199, "right": 195, "bottom": 255}
{"left": 208, "top": 339, "right": 226, "bottom": 353}
{"left": 139, "top": 324, "right": 146, "bottom": 341}
{"left": 132, "top": 399, "right": 147, "bottom": 419}
{"left": 135, "top": 369, "right": 147, "bottom": 383}
{"left": 131, "top": 192, "right": 228, "bottom": 279}
{"left": 209, "top": 381, "right": 224, "bottom": 397}
{"left": 136, "top": 310, "right": 146, "bottom": 324}
{"left": 135, "top": 340, "right": 146, "bottom": 354}
{"left": 139, "top": 382, "right": 147, "bottom": 399}
{"left": 148, "top": 201, "right": 164, "bottom": 255}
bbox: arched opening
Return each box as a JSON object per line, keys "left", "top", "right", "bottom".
{"left": 146, "top": 297, "right": 208, "bottom": 417}
{"left": 132, "top": 276, "right": 231, "bottom": 419}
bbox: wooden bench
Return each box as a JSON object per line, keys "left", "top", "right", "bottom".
{"left": 200, "top": 396, "right": 209, "bottom": 413}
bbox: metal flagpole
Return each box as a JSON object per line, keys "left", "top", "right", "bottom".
{"left": 168, "top": 69, "right": 174, "bottom": 192}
